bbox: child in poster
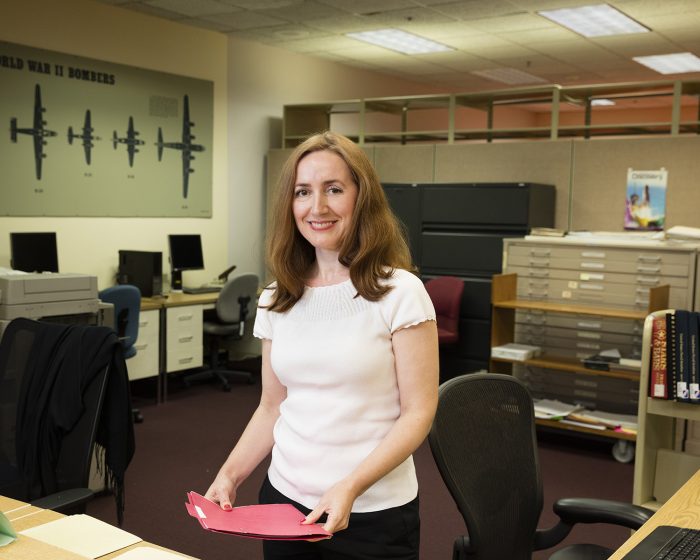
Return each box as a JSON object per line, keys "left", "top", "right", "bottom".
{"left": 625, "top": 169, "right": 667, "bottom": 231}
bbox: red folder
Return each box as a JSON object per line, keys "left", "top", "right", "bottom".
{"left": 185, "top": 491, "right": 332, "bottom": 540}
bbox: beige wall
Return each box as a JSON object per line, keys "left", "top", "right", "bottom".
{"left": 0, "top": 0, "right": 228, "bottom": 290}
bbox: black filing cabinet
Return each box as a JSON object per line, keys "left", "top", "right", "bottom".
{"left": 383, "top": 182, "right": 556, "bottom": 381}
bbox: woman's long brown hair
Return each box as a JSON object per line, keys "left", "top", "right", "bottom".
{"left": 265, "top": 131, "right": 414, "bottom": 312}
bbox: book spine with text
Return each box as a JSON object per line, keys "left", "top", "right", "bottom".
{"left": 666, "top": 312, "right": 678, "bottom": 401}
{"left": 676, "top": 310, "right": 691, "bottom": 403}
{"left": 650, "top": 314, "right": 668, "bottom": 399}
{"left": 690, "top": 312, "right": 700, "bottom": 404}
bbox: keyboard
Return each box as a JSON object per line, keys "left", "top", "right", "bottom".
{"left": 183, "top": 285, "right": 222, "bottom": 295}
{"left": 624, "top": 526, "right": 700, "bottom": 559}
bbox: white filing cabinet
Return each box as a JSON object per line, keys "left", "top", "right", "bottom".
{"left": 165, "top": 304, "right": 203, "bottom": 373}
{"left": 126, "top": 308, "right": 159, "bottom": 380}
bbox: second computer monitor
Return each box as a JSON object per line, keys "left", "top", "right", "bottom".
{"left": 10, "top": 232, "right": 59, "bottom": 273}
{"left": 168, "top": 234, "right": 204, "bottom": 291}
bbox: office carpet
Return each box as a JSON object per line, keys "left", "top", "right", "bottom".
{"left": 87, "top": 374, "right": 635, "bottom": 560}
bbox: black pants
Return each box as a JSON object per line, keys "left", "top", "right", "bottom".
{"left": 259, "top": 477, "right": 420, "bottom": 560}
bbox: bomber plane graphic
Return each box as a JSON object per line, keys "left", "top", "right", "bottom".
{"left": 155, "top": 94, "right": 205, "bottom": 199}
{"left": 112, "top": 116, "right": 144, "bottom": 167}
{"left": 10, "top": 84, "right": 57, "bottom": 180}
{"left": 68, "top": 109, "right": 100, "bottom": 165}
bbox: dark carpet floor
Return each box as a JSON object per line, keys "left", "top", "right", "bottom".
{"left": 87, "top": 374, "right": 635, "bottom": 559}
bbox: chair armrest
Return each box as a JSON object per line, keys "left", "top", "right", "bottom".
{"left": 31, "top": 487, "right": 94, "bottom": 513}
{"left": 553, "top": 498, "right": 654, "bottom": 529}
{"left": 533, "top": 498, "right": 653, "bottom": 550}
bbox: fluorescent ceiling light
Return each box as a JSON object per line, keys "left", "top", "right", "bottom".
{"left": 633, "top": 52, "right": 700, "bottom": 74}
{"left": 345, "top": 29, "right": 453, "bottom": 54}
{"left": 538, "top": 4, "right": 649, "bottom": 37}
{"left": 591, "top": 99, "right": 615, "bottom": 106}
{"left": 471, "top": 68, "right": 547, "bottom": 85}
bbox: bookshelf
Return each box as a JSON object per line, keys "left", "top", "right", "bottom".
{"left": 634, "top": 310, "right": 700, "bottom": 510}
{"left": 490, "top": 273, "right": 669, "bottom": 461}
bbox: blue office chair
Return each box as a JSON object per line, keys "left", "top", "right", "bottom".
{"left": 183, "top": 273, "right": 259, "bottom": 392}
{"left": 99, "top": 284, "right": 144, "bottom": 422}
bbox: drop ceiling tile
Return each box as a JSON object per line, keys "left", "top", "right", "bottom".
{"left": 446, "top": 33, "right": 519, "bottom": 50}
{"left": 218, "top": 0, "right": 303, "bottom": 8}
{"left": 229, "top": 24, "right": 330, "bottom": 42}
{"left": 501, "top": 26, "right": 576, "bottom": 45}
{"left": 397, "top": 21, "right": 485, "bottom": 39}
{"left": 256, "top": 0, "right": 350, "bottom": 23}
{"left": 355, "top": 7, "right": 459, "bottom": 27}
{"left": 304, "top": 14, "right": 386, "bottom": 33}
{"left": 464, "top": 13, "right": 555, "bottom": 34}
{"left": 430, "top": 0, "right": 526, "bottom": 20}
{"left": 145, "top": 0, "right": 237, "bottom": 17}
{"left": 590, "top": 32, "right": 680, "bottom": 57}
{"left": 273, "top": 35, "right": 360, "bottom": 52}
{"left": 612, "top": 0, "right": 700, "bottom": 19}
{"left": 200, "top": 10, "right": 288, "bottom": 29}
{"left": 123, "top": 2, "right": 185, "bottom": 19}
{"left": 179, "top": 16, "right": 233, "bottom": 32}
{"left": 470, "top": 44, "right": 543, "bottom": 60}
{"left": 317, "top": 0, "right": 416, "bottom": 14}
{"left": 362, "top": 57, "right": 452, "bottom": 74}
{"left": 413, "top": 50, "right": 492, "bottom": 71}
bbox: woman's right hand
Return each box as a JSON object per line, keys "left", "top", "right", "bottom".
{"left": 205, "top": 473, "right": 237, "bottom": 511}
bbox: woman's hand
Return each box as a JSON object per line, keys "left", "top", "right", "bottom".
{"left": 302, "top": 480, "right": 358, "bottom": 535}
{"left": 204, "top": 472, "right": 237, "bottom": 511}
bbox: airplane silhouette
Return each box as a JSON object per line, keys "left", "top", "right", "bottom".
{"left": 10, "top": 83, "right": 57, "bottom": 180}
{"left": 68, "top": 109, "right": 100, "bottom": 165}
{"left": 112, "top": 116, "right": 144, "bottom": 167}
{"left": 155, "top": 94, "right": 205, "bottom": 199}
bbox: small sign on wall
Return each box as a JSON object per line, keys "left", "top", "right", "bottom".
{"left": 624, "top": 168, "right": 667, "bottom": 231}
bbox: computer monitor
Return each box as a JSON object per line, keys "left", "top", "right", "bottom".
{"left": 168, "top": 234, "right": 204, "bottom": 291}
{"left": 10, "top": 232, "right": 59, "bottom": 273}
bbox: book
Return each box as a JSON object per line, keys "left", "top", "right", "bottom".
{"left": 675, "top": 310, "right": 691, "bottom": 403}
{"left": 582, "top": 352, "right": 641, "bottom": 372}
{"left": 667, "top": 312, "right": 678, "bottom": 401}
{"left": 529, "top": 227, "right": 566, "bottom": 237}
{"left": 650, "top": 315, "right": 668, "bottom": 399}
{"left": 690, "top": 312, "right": 700, "bottom": 403}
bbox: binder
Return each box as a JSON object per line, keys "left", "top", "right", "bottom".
{"left": 675, "top": 310, "right": 691, "bottom": 403}
{"left": 185, "top": 492, "right": 332, "bottom": 541}
{"left": 666, "top": 312, "right": 678, "bottom": 401}
{"left": 690, "top": 311, "right": 700, "bottom": 404}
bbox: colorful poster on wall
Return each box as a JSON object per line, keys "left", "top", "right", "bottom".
{"left": 0, "top": 40, "right": 213, "bottom": 217}
{"left": 624, "top": 168, "right": 667, "bottom": 231}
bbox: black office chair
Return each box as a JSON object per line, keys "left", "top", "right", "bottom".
{"left": 183, "top": 273, "right": 259, "bottom": 392}
{"left": 99, "top": 284, "right": 144, "bottom": 423}
{"left": 0, "top": 318, "right": 135, "bottom": 524}
{"left": 429, "top": 373, "right": 653, "bottom": 560}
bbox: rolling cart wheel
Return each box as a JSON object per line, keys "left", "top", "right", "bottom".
{"left": 612, "top": 440, "right": 635, "bottom": 463}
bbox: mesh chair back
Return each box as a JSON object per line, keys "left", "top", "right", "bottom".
{"left": 429, "top": 373, "right": 543, "bottom": 560}
{"left": 425, "top": 276, "right": 464, "bottom": 344}
{"left": 99, "top": 284, "right": 141, "bottom": 359}
{"left": 216, "top": 273, "right": 259, "bottom": 324}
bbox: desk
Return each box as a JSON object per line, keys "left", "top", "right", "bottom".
{"left": 609, "top": 468, "right": 700, "bottom": 559}
{"left": 136, "top": 293, "right": 218, "bottom": 402}
{"left": 0, "top": 495, "right": 195, "bottom": 559}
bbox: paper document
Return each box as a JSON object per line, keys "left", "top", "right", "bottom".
{"left": 186, "top": 491, "right": 331, "bottom": 540}
{"left": 533, "top": 399, "right": 583, "bottom": 419}
{"left": 113, "top": 546, "right": 198, "bottom": 560}
{"left": 0, "top": 510, "right": 17, "bottom": 547}
{"left": 19, "top": 514, "right": 141, "bottom": 558}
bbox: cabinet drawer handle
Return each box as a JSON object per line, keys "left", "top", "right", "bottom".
{"left": 577, "top": 321, "right": 601, "bottom": 329}
{"left": 637, "top": 266, "right": 660, "bottom": 273}
{"left": 178, "top": 356, "right": 194, "bottom": 364}
{"left": 528, "top": 259, "right": 549, "bottom": 267}
{"left": 636, "top": 287, "right": 650, "bottom": 295}
{"left": 638, "top": 255, "right": 661, "bottom": 263}
{"left": 635, "top": 297, "right": 649, "bottom": 306}
{"left": 636, "top": 276, "right": 660, "bottom": 285}
{"left": 528, "top": 281, "right": 548, "bottom": 289}
{"left": 530, "top": 249, "right": 550, "bottom": 257}
{"left": 581, "top": 251, "right": 605, "bottom": 258}
{"left": 179, "top": 335, "right": 193, "bottom": 343}
{"left": 580, "top": 273, "right": 604, "bottom": 281}
{"left": 530, "top": 270, "right": 549, "bottom": 278}
{"left": 577, "top": 341, "right": 600, "bottom": 349}
{"left": 580, "top": 283, "right": 603, "bottom": 291}
{"left": 578, "top": 331, "right": 601, "bottom": 340}
{"left": 581, "top": 262, "right": 605, "bottom": 269}
{"left": 178, "top": 315, "right": 194, "bottom": 321}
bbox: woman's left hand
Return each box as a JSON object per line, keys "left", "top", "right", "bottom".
{"left": 302, "top": 480, "right": 357, "bottom": 536}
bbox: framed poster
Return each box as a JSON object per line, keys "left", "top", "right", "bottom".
{"left": 624, "top": 168, "right": 667, "bottom": 231}
{"left": 0, "top": 41, "right": 213, "bottom": 217}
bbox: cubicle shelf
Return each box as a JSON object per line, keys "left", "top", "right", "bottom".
{"left": 646, "top": 398, "right": 700, "bottom": 422}
{"left": 491, "top": 355, "right": 640, "bottom": 381}
{"left": 283, "top": 79, "right": 700, "bottom": 147}
{"left": 490, "top": 273, "right": 669, "bottom": 450}
{"left": 535, "top": 417, "right": 636, "bottom": 442}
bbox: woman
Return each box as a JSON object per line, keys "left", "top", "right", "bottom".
{"left": 205, "top": 131, "right": 438, "bottom": 560}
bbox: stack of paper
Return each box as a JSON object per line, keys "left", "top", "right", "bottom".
{"left": 533, "top": 399, "right": 583, "bottom": 420}
{"left": 185, "top": 492, "right": 331, "bottom": 541}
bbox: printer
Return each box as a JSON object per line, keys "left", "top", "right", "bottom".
{"left": 0, "top": 273, "right": 100, "bottom": 321}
